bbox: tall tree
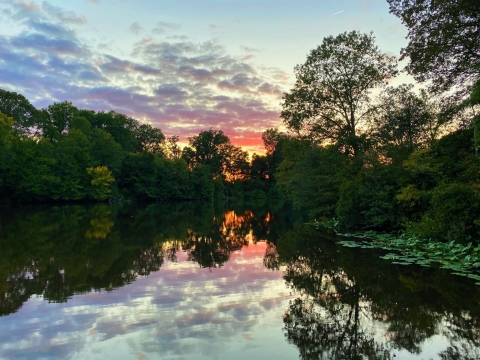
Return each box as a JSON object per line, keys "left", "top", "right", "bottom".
{"left": 182, "top": 129, "right": 230, "bottom": 177}
{"left": 281, "top": 31, "right": 397, "bottom": 156}
{"left": 135, "top": 123, "right": 165, "bottom": 155}
{"left": 90, "top": 111, "right": 139, "bottom": 153}
{"left": 374, "top": 84, "right": 435, "bottom": 164}
{"left": 387, "top": 0, "right": 480, "bottom": 94}
{"left": 43, "top": 101, "right": 79, "bottom": 138}
{"left": 0, "top": 89, "right": 41, "bottom": 134}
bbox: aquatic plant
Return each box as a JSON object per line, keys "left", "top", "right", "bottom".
{"left": 336, "top": 231, "right": 480, "bottom": 285}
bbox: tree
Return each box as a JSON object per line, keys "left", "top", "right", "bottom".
{"left": 87, "top": 166, "right": 115, "bottom": 201}
{"left": 0, "top": 89, "right": 40, "bottom": 134}
{"left": 164, "top": 135, "right": 182, "bottom": 159}
{"left": 281, "top": 31, "right": 397, "bottom": 156}
{"left": 262, "top": 128, "right": 286, "bottom": 155}
{"left": 135, "top": 123, "right": 165, "bottom": 155}
{"left": 182, "top": 129, "right": 231, "bottom": 178}
{"left": 90, "top": 111, "right": 139, "bottom": 153}
{"left": 387, "top": 0, "right": 480, "bottom": 94}
{"left": 43, "top": 101, "right": 79, "bottom": 138}
{"left": 374, "top": 84, "right": 435, "bottom": 164}
{"left": 0, "top": 112, "right": 15, "bottom": 191}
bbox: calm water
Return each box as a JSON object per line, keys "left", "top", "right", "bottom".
{"left": 0, "top": 202, "right": 479, "bottom": 360}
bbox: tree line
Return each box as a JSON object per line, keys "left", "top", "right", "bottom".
{"left": 0, "top": 90, "right": 281, "bottom": 202}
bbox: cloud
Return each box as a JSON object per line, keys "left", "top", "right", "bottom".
{"left": 0, "top": 1, "right": 291, "bottom": 152}
{"left": 241, "top": 45, "right": 261, "bottom": 53}
{"left": 152, "top": 21, "right": 181, "bottom": 35}
{"left": 0, "top": 242, "right": 294, "bottom": 360}
{"left": 129, "top": 22, "right": 143, "bottom": 35}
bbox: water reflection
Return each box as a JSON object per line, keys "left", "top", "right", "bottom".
{"left": 270, "top": 225, "right": 480, "bottom": 360}
{"left": 0, "top": 201, "right": 292, "bottom": 317}
{"left": 0, "top": 202, "right": 479, "bottom": 359}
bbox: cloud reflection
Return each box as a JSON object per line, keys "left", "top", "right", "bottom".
{"left": 0, "top": 243, "right": 294, "bottom": 359}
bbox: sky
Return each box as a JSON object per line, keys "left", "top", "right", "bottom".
{"left": 0, "top": 0, "right": 409, "bottom": 153}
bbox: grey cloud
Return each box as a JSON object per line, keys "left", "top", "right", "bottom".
{"left": 241, "top": 45, "right": 261, "bottom": 53}
{"left": 27, "top": 19, "right": 76, "bottom": 39}
{"left": 155, "top": 85, "right": 188, "bottom": 101}
{"left": 100, "top": 55, "right": 161, "bottom": 76}
{"left": 5, "top": 1, "right": 86, "bottom": 25}
{"left": 129, "top": 22, "right": 143, "bottom": 35}
{"left": 152, "top": 21, "right": 181, "bottom": 34}
{"left": 10, "top": 33, "right": 85, "bottom": 55}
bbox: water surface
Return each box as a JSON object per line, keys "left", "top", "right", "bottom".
{"left": 0, "top": 202, "right": 479, "bottom": 359}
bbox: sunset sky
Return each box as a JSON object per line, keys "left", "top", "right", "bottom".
{"left": 0, "top": 0, "right": 409, "bottom": 153}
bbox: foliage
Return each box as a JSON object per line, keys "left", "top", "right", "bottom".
{"left": 135, "top": 123, "right": 165, "bottom": 155}
{"left": 281, "top": 31, "right": 397, "bottom": 156}
{"left": 0, "top": 90, "right": 42, "bottom": 135}
{"left": 337, "top": 232, "right": 480, "bottom": 285}
{"left": 373, "top": 85, "right": 438, "bottom": 164}
{"left": 86, "top": 166, "right": 115, "bottom": 201}
{"left": 387, "top": 0, "right": 480, "bottom": 94}
{"left": 276, "top": 138, "right": 346, "bottom": 217}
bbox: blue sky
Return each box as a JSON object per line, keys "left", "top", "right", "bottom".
{"left": 0, "top": 0, "right": 409, "bottom": 152}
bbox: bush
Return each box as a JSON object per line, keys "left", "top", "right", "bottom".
{"left": 410, "top": 182, "right": 480, "bottom": 243}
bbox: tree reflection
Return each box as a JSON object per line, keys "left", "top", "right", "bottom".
{"left": 273, "top": 224, "right": 480, "bottom": 360}
{"left": 0, "top": 201, "right": 293, "bottom": 316}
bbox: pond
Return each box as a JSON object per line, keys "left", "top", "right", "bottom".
{"left": 0, "top": 202, "right": 479, "bottom": 360}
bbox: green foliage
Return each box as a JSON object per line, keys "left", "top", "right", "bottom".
{"left": 135, "top": 123, "right": 165, "bottom": 155}
{"left": 373, "top": 85, "right": 436, "bottom": 164}
{"left": 276, "top": 138, "right": 346, "bottom": 217}
{"left": 182, "top": 129, "right": 248, "bottom": 180}
{"left": 0, "top": 89, "right": 41, "bottom": 134}
{"left": 410, "top": 183, "right": 480, "bottom": 243}
{"left": 387, "top": 0, "right": 480, "bottom": 93}
{"left": 90, "top": 111, "right": 139, "bottom": 153}
{"left": 45, "top": 101, "right": 78, "bottom": 137}
{"left": 336, "top": 164, "right": 399, "bottom": 230}
{"left": 87, "top": 166, "right": 115, "bottom": 201}
{"left": 249, "top": 189, "right": 267, "bottom": 200}
{"left": 281, "top": 31, "right": 397, "bottom": 156}
{"left": 337, "top": 232, "right": 480, "bottom": 285}
{"left": 190, "top": 165, "right": 215, "bottom": 201}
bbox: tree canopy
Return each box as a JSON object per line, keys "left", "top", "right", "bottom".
{"left": 387, "top": 0, "right": 480, "bottom": 94}
{"left": 281, "top": 31, "right": 398, "bottom": 156}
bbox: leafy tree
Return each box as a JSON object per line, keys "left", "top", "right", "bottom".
{"left": 276, "top": 138, "right": 346, "bottom": 217}
{"left": 0, "top": 113, "right": 15, "bottom": 192}
{"left": 182, "top": 129, "right": 245, "bottom": 179}
{"left": 87, "top": 166, "right": 115, "bottom": 201}
{"left": 154, "top": 157, "right": 191, "bottom": 200}
{"left": 119, "top": 153, "right": 157, "bottom": 199}
{"left": 135, "top": 123, "right": 165, "bottom": 155}
{"left": 89, "top": 128, "right": 125, "bottom": 176}
{"left": 223, "top": 144, "right": 249, "bottom": 181}
{"left": 374, "top": 84, "right": 436, "bottom": 164}
{"left": 90, "top": 111, "right": 139, "bottom": 152}
{"left": 42, "top": 101, "right": 79, "bottom": 139}
{"left": 281, "top": 31, "right": 397, "bottom": 156}
{"left": 51, "top": 129, "right": 92, "bottom": 200}
{"left": 164, "top": 135, "right": 182, "bottom": 159}
{"left": 0, "top": 89, "right": 40, "bottom": 134}
{"left": 262, "top": 128, "right": 286, "bottom": 155}
{"left": 387, "top": 0, "right": 480, "bottom": 94}
{"left": 7, "top": 137, "right": 58, "bottom": 200}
